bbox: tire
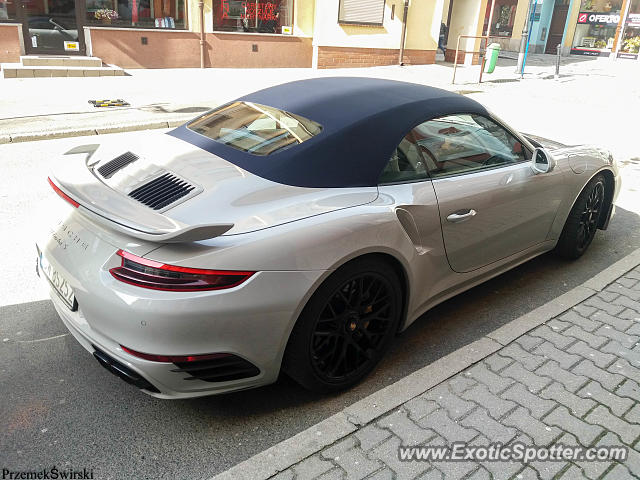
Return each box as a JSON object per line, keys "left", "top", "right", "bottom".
{"left": 282, "top": 257, "right": 403, "bottom": 393}
{"left": 555, "top": 173, "right": 606, "bottom": 260}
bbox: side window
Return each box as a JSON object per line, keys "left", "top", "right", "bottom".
{"left": 379, "top": 132, "right": 429, "bottom": 184}
{"left": 411, "top": 114, "right": 528, "bottom": 178}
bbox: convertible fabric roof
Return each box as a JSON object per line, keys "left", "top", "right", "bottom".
{"left": 168, "top": 77, "right": 489, "bottom": 188}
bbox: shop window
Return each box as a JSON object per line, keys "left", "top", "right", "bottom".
{"left": 85, "top": 0, "right": 185, "bottom": 28}
{"left": 213, "top": 0, "right": 294, "bottom": 34}
{"left": 570, "top": 0, "right": 622, "bottom": 55}
{"left": 620, "top": 0, "right": 640, "bottom": 57}
{"left": 483, "top": 0, "right": 517, "bottom": 37}
{"left": 338, "top": 0, "right": 386, "bottom": 26}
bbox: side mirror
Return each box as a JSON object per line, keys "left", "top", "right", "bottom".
{"left": 531, "top": 147, "right": 554, "bottom": 174}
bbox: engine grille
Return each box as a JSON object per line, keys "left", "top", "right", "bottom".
{"left": 97, "top": 152, "right": 139, "bottom": 178}
{"left": 171, "top": 355, "right": 260, "bottom": 383}
{"left": 128, "top": 173, "right": 195, "bottom": 210}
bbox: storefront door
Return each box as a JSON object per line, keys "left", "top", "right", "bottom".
{"left": 545, "top": 3, "right": 569, "bottom": 53}
{"left": 17, "top": 0, "right": 86, "bottom": 55}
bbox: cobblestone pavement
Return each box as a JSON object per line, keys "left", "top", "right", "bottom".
{"left": 273, "top": 267, "right": 640, "bottom": 480}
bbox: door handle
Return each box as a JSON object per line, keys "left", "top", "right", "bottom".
{"left": 447, "top": 209, "right": 477, "bottom": 223}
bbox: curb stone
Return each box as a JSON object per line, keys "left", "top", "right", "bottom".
{"left": 4, "top": 121, "right": 176, "bottom": 144}
{"left": 211, "top": 246, "right": 640, "bottom": 480}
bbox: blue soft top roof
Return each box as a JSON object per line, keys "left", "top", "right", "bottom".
{"left": 168, "top": 77, "right": 489, "bottom": 188}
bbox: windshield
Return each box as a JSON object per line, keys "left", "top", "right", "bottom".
{"left": 187, "top": 101, "right": 322, "bottom": 156}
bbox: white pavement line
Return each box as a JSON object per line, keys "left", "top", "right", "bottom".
{"left": 17, "top": 333, "right": 70, "bottom": 343}
{"left": 210, "top": 246, "right": 640, "bottom": 480}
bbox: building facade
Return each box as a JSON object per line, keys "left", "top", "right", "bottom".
{"left": 1, "top": 0, "right": 636, "bottom": 67}
{"left": 446, "top": 0, "right": 640, "bottom": 60}
{"left": 0, "top": 0, "right": 444, "bottom": 67}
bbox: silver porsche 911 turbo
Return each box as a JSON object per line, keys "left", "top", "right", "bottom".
{"left": 37, "top": 77, "right": 619, "bottom": 399}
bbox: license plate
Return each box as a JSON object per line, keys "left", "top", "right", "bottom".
{"left": 39, "top": 252, "right": 77, "bottom": 311}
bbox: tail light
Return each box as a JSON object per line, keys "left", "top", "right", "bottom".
{"left": 48, "top": 177, "right": 79, "bottom": 208}
{"left": 109, "top": 250, "right": 255, "bottom": 291}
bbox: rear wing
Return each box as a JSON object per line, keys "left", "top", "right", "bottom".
{"left": 49, "top": 149, "right": 233, "bottom": 243}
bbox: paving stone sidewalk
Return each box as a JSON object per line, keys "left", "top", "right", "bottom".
{"left": 274, "top": 266, "right": 640, "bottom": 480}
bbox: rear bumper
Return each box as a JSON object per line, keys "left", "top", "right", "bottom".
{"left": 44, "top": 268, "right": 321, "bottom": 398}
{"left": 36, "top": 207, "right": 326, "bottom": 398}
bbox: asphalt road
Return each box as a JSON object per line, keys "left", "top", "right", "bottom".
{"left": 1, "top": 72, "right": 640, "bottom": 480}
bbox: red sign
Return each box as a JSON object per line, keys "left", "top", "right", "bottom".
{"left": 577, "top": 12, "right": 620, "bottom": 25}
{"left": 221, "top": 0, "right": 278, "bottom": 21}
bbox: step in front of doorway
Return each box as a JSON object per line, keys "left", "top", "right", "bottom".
{"left": 1, "top": 64, "right": 126, "bottom": 78}
{"left": 20, "top": 55, "right": 103, "bottom": 68}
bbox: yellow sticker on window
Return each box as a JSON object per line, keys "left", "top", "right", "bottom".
{"left": 64, "top": 41, "right": 80, "bottom": 51}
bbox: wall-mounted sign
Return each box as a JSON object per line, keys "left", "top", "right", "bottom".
{"left": 533, "top": 2, "right": 542, "bottom": 21}
{"left": 627, "top": 13, "right": 640, "bottom": 27}
{"left": 64, "top": 41, "right": 80, "bottom": 51}
{"left": 577, "top": 12, "right": 621, "bottom": 25}
{"left": 221, "top": 0, "right": 278, "bottom": 21}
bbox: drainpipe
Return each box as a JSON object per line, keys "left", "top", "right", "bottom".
{"left": 199, "top": 0, "right": 205, "bottom": 68}
{"left": 398, "top": 0, "right": 410, "bottom": 65}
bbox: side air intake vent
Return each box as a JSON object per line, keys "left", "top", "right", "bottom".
{"left": 97, "top": 152, "right": 139, "bottom": 178}
{"left": 128, "top": 172, "right": 195, "bottom": 210}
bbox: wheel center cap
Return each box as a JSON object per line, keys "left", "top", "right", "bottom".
{"left": 346, "top": 311, "right": 359, "bottom": 332}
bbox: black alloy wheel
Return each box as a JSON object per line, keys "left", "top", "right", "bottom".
{"left": 310, "top": 273, "right": 395, "bottom": 383}
{"left": 555, "top": 174, "right": 607, "bottom": 259}
{"left": 283, "top": 258, "right": 402, "bottom": 392}
{"left": 577, "top": 180, "right": 604, "bottom": 251}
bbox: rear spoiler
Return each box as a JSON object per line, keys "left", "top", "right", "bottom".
{"left": 50, "top": 149, "right": 233, "bottom": 243}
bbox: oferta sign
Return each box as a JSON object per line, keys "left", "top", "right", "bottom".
{"left": 577, "top": 12, "right": 621, "bottom": 25}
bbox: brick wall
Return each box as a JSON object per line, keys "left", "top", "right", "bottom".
{"left": 444, "top": 48, "right": 481, "bottom": 65}
{"left": 88, "top": 29, "right": 313, "bottom": 69}
{"left": 317, "top": 46, "right": 436, "bottom": 69}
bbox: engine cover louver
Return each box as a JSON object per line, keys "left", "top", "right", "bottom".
{"left": 128, "top": 172, "right": 195, "bottom": 210}
{"left": 97, "top": 152, "right": 139, "bottom": 178}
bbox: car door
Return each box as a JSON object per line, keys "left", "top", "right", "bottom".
{"left": 377, "top": 131, "right": 453, "bottom": 310}
{"left": 414, "top": 113, "right": 565, "bottom": 273}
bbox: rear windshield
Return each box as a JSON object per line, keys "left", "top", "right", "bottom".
{"left": 187, "top": 101, "right": 323, "bottom": 156}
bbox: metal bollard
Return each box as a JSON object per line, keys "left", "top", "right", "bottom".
{"left": 555, "top": 44, "right": 561, "bottom": 78}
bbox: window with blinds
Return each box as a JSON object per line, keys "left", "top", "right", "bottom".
{"left": 338, "top": 0, "right": 386, "bottom": 25}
